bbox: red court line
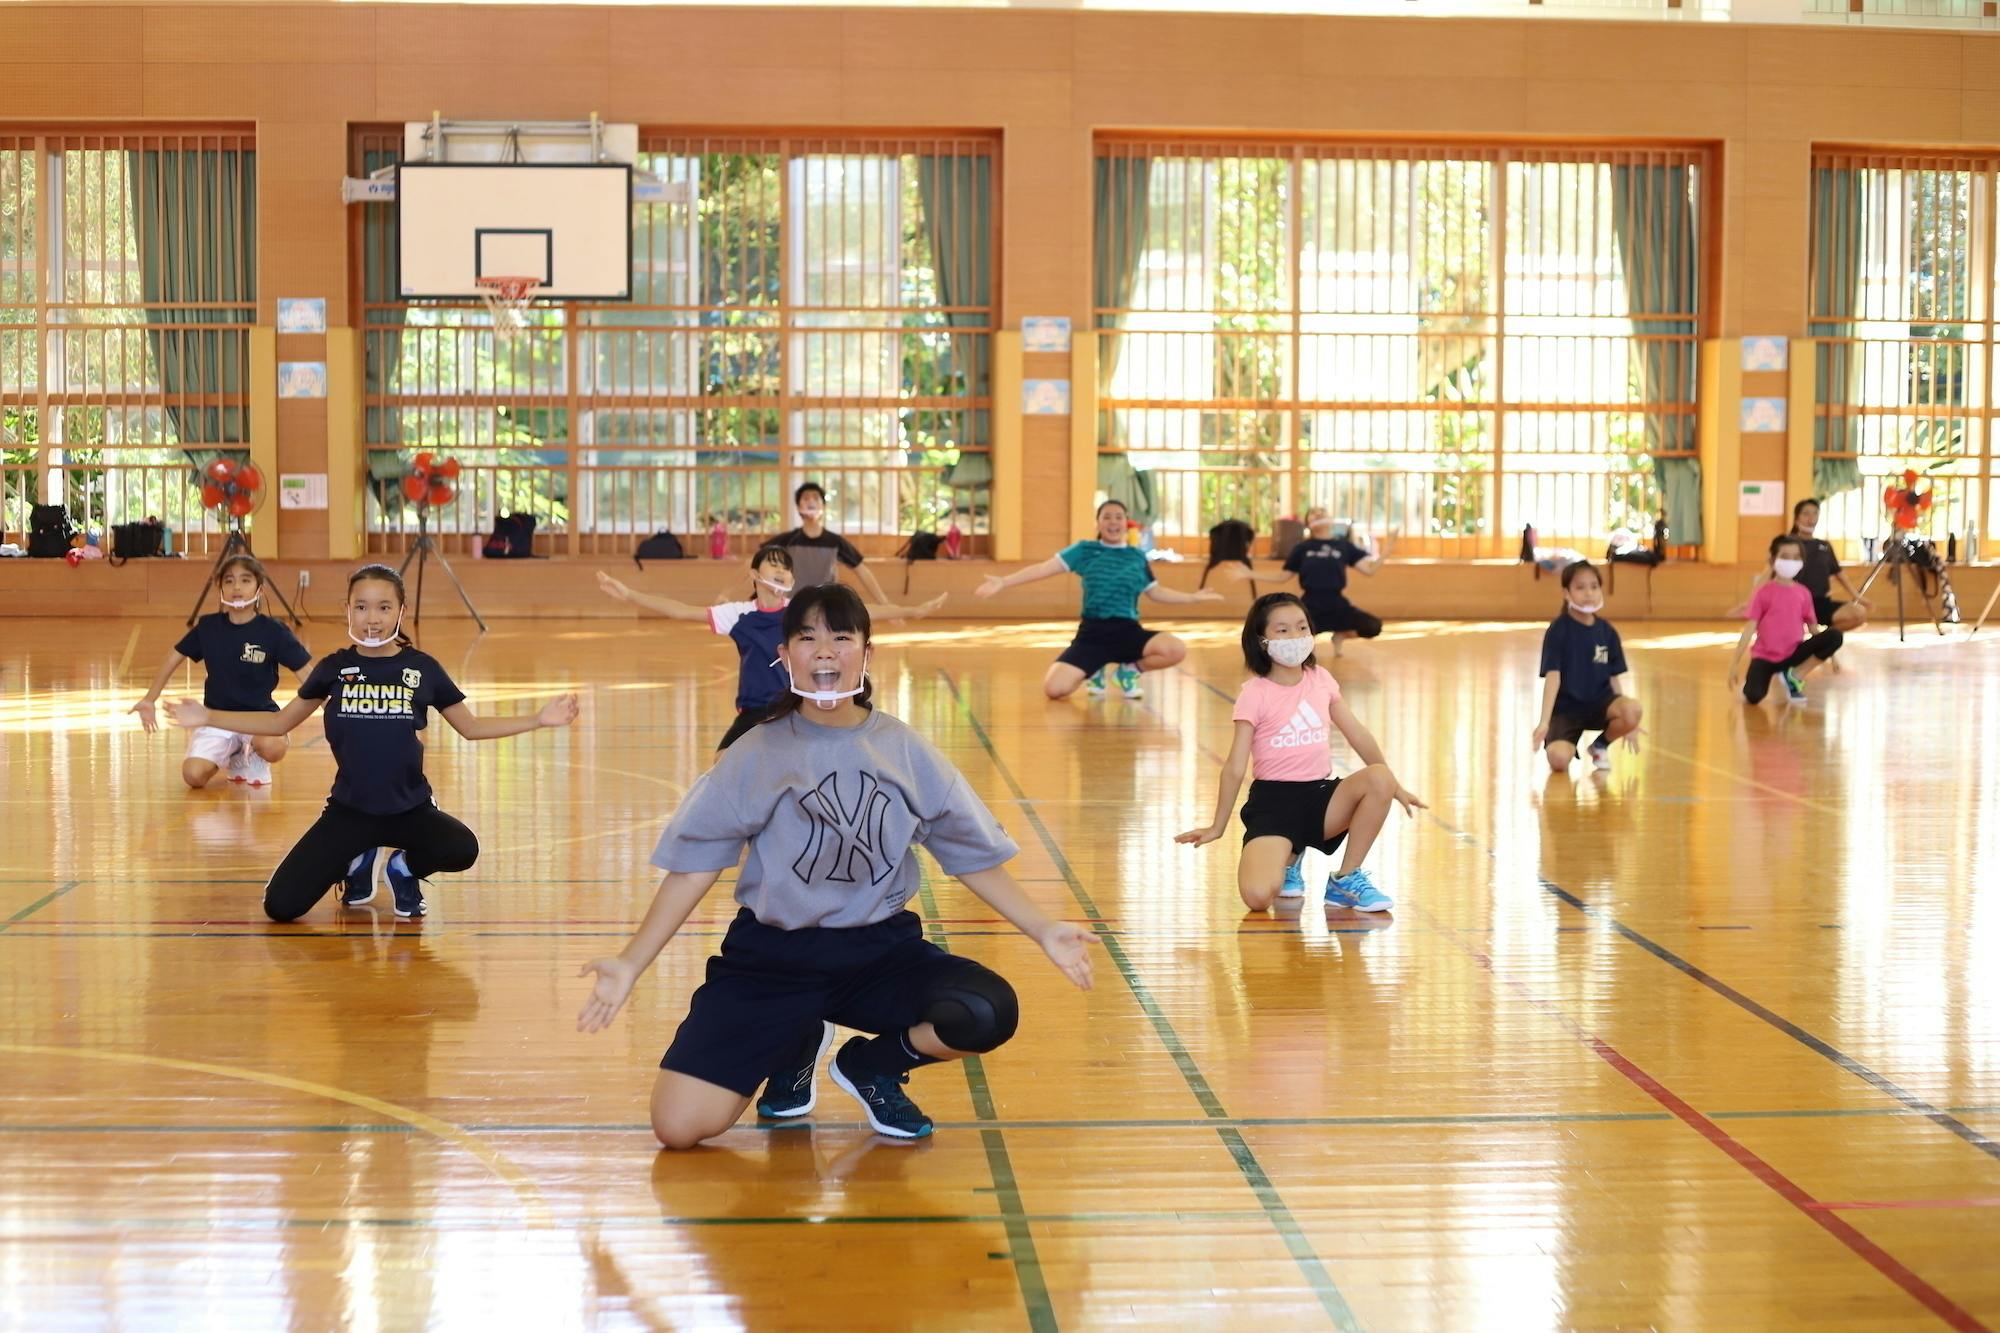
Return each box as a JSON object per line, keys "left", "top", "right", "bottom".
{"left": 1422, "top": 908, "right": 1990, "bottom": 1333}
{"left": 1809, "top": 1198, "right": 2000, "bottom": 1212}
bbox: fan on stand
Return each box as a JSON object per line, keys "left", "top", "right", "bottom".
{"left": 1852, "top": 469, "right": 1955, "bottom": 641}
{"left": 187, "top": 458, "right": 302, "bottom": 628}
{"left": 398, "top": 452, "right": 487, "bottom": 634}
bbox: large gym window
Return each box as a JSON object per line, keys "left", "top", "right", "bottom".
{"left": 1, "top": 132, "right": 257, "bottom": 553}
{"left": 1810, "top": 149, "right": 1998, "bottom": 560}
{"left": 1094, "top": 139, "right": 1706, "bottom": 557}
{"left": 353, "top": 130, "right": 996, "bottom": 557}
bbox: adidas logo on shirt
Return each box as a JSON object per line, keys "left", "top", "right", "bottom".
{"left": 1271, "top": 698, "right": 1328, "bottom": 749}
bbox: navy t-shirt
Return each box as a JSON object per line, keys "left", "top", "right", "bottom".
{"left": 1538, "top": 613, "right": 1628, "bottom": 715}
{"left": 1794, "top": 536, "right": 1841, "bottom": 600}
{"left": 298, "top": 648, "right": 466, "bottom": 815}
{"left": 1284, "top": 538, "right": 1367, "bottom": 605}
{"left": 174, "top": 612, "right": 311, "bottom": 711}
{"left": 709, "top": 600, "right": 789, "bottom": 710}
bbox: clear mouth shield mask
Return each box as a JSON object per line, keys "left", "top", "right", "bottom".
{"left": 349, "top": 619, "right": 403, "bottom": 648}
{"left": 774, "top": 657, "right": 869, "bottom": 709}
{"left": 220, "top": 591, "right": 262, "bottom": 609}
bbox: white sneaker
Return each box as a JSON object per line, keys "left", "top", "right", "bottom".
{"left": 229, "top": 748, "right": 273, "bottom": 787}
{"left": 1589, "top": 741, "right": 1613, "bottom": 772}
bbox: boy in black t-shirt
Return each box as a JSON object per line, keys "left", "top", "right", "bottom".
{"left": 166, "top": 564, "right": 578, "bottom": 921}
{"left": 1533, "top": 561, "right": 1644, "bottom": 773}
{"left": 132, "top": 555, "right": 310, "bottom": 788}
{"left": 722, "top": 482, "right": 891, "bottom": 602}
{"left": 1227, "top": 513, "right": 1389, "bottom": 655}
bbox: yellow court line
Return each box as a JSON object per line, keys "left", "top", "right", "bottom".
{"left": 116, "top": 625, "right": 141, "bottom": 680}
{"left": 0, "top": 1042, "right": 553, "bottom": 1229}
{"left": 1645, "top": 741, "right": 1848, "bottom": 818}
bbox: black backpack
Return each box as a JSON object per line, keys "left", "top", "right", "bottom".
{"left": 893, "top": 531, "right": 942, "bottom": 591}
{"left": 110, "top": 520, "right": 166, "bottom": 565}
{"left": 632, "top": 530, "right": 685, "bottom": 567}
{"left": 28, "top": 504, "right": 75, "bottom": 558}
{"left": 482, "top": 513, "right": 538, "bottom": 559}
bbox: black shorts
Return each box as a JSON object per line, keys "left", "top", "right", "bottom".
{"left": 1239, "top": 777, "right": 1349, "bottom": 857}
{"left": 1305, "top": 599, "right": 1382, "bottom": 639}
{"left": 1547, "top": 699, "right": 1616, "bottom": 748}
{"left": 662, "top": 908, "right": 1003, "bottom": 1096}
{"left": 1056, "top": 617, "right": 1160, "bottom": 675}
{"left": 1812, "top": 593, "right": 1846, "bottom": 627}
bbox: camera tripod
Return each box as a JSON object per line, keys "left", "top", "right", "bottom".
{"left": 397, "top": 506, "right": 487, "bottom": 635}
{"left": 186, "top": 521, "right": 303, "bottom": 628}
{"left": 1851, "top": 534, "right": 1956, "bottom": 642}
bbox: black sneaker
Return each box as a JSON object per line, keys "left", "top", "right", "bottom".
{"left": 828, "top": 1037, "right": 933, "bottom": 1139}
{"left": 385, "top": 852, "right": 426, "bottom": 919}
{"left": 756, "top": 1021, "right": 836, "bottom": 1119}
{"left": 341, "top": 848, "right": 380, "bottom": 907}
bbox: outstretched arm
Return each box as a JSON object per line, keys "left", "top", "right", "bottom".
{"left": 131, "top": 649, "right": 190, "bottom": 733}
{"left": 1225, "top": 563, "right": 1300, "bottom": 592}
{"left": 439, "top": 693, "right": 578, "bottom": 741}
{"left": 956, "top": 864, "right": 1097, "bottom": 991}
{"left": 1532, "top": 673, "right": 1562, "bottom": 752}
{"left": 847, "top": 561, "right": 891, "bottom": 604}
{"left": 1352, "top": 536, "right": 1392, "bottom": 577}
{"left": 597, "top": 570, "right": 708, "bottom": 622}
{"left": 1327, "top": 696, "right": 1425, "bottom": 815}
{"left": 1726, "top": 624, "right": 1756, "bottom": 687}
{"left": 864, "top": 592, "right": 948, "bottom": 622}
{"left": 163, "top": 693, "right": 324, "bottom": 737}
{"left": 1177, "top": 721, "right": 1254, "bottom": 847}
{"left": 577, "top": 869, "right": 725, "bottom": 1032}
{"left": 975, "top": 555, "right": 1070, "bottom": 599}
{"left": 1144, "top": 581, "right": 1227, "bottom": 605}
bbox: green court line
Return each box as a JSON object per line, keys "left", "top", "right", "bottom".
{"left": 936, "top": 668, "right": 1362, "bottom": 1333}
{"left": 6, "top": 1106, "right": 1996, "bottom": 1137}
{"left": 2, "top": 881, "right": 82, "bottom": 931}
{"left": 915, "top": 864, "right": 1057, "bottom": 1333}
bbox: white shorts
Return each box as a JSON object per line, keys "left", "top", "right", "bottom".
{"left": 185, "top": 726, "right": 248, "bottom": 767}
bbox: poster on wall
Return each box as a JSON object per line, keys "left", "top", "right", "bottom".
{"left": 1739, "top": 397, "right": 1786, "bottom": 434}
{"left": 1023, "top": 380, "right": 1071, "bottom": 415}
{"left": 280, "top": 474, "right": 329, "bottom": 510}
{"left": 1741, "top": 336, "right": 1787, "bottom": 373}
{"left": 1738, "top": 480, "right": 1785, "bottom": 516}
{"left": 1022, "top": 317, "right": 1071, "bottom": 353}
{"left": 278, "top": 362, "right": 328, "bottom": 399}
{"left": 277, "top": 299, "right": 327, "bottom": 335}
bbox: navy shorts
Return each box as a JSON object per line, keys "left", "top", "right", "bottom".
{"left": 1305, "top": 599, "right": 1383, "bottom": 639}
{"left": 1056, "top": 617, "right": 1160, "bottom": 675}
{"left": 661, "top": 908, "right": 1004, "bottom": 1096}
{"left": 1547, "top": 699, "right": 1616, "bottom": 748}
{"left": 1240, "top": 777, "right": 1349, "bottom": 857}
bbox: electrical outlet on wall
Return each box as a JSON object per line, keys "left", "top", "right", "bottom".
{"left": 299, "top": 571, "right": 311, "bottom": 587}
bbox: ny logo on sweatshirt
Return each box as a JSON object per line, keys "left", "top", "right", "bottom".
{"left": 793, "top": 771, "right": 897, "bottom": 886}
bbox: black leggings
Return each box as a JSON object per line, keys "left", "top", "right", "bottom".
{"left": 1743, "top": 629, "right": 1844, "bottom": 704}
{"left": 264, "top": 798, "right": 479, "bottom": 922}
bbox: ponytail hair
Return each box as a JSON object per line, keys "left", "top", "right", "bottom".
{"left": 346, "top": 563, "right": 416, "bottom": 648}
{"left": 758, "top": 583, "right": 874, "bottom": 726}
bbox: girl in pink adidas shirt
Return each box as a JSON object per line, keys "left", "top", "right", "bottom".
{"left": 1177, "top": 592, "right": 1425, "bottom": 913}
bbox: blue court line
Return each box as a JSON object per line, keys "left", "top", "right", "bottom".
{"left": 1423, "top": 815, "right": 2000, "bottom": 1167}
{"left": 4, "top": 1106, "right": 1996, "bottom": 1137}
{"left": 938, "top": 668, "right": 1362, "bottom": 1333}
{"left": 914, "top": 865, "right": 1056, "bottom": 1332}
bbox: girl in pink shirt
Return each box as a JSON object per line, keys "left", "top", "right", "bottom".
{"left": 1177, "top": 593, "right": 1425, "bottom": 913}
{"left": 1729, "top": 536, "right": 1845, "bottom": 705}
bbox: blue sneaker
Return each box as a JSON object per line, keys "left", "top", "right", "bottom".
{"left": 1084, "top": 667, "right": 1108, "bottom": 697}
{"left": 1114, "top": 663, "right": 1144, "bottom": 699}
{"left": 385, "top": 850, "right": 426, "bottom": 919}
{"left": 1278, "top": 859, "right": 1306, "bottom": 898}
{"left": 757, "top": 1022, "right": 836, "bottom": 1119}
{"left": 341, "top": 848, "right": 380, "bottom": 907}
{"left": 828, "top": 1038, "right": 933, "bottom": 1139}
{"left": 1781, "top": 668, "right": 1806, "bottom": 703}
{"left": 1326, "top": 868, "right": 1394, "bottom": 913}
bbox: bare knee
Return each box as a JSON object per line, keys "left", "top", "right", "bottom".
{"left": 1545, "top": 743, "right": 1576, "bottom": 771}
{"left": 1356, "top": 763, "right": 1395, "bottom": 796}
{"left": 1044, "top": 676, "right": 1076, "bottom": 700}
{"left": 651, "top": 1105, "right": 739, "bottom": 1151}
{"left": 1239, "top": 877, "right": 1281, "bottom": 911}
{"left": 1146, "top": 636, "right": 1187, "bottom": 668}
{"left": 181, "top": 761, "right": 216, "bottom": 789}
{"left": 251, "top": 736, "right": 288, "bottom": 762}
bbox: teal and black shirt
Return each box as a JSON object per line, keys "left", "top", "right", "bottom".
{"left": 1057, "top": 541, "right": 1155, "bottom": 622}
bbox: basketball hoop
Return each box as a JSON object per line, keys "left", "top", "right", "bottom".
{"left": 476, "top": 275, "right": 541, "bottom": 337}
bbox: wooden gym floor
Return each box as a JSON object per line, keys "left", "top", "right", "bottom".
{"left": 3, "top": 610, "right": 1998, "bottom": 1330}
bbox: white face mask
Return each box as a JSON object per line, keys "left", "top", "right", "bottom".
{"left": 348, "top": 619, "right": 402, "bottom": 649}
{"left": 1773, "top": 557, "right": 1805, "bottom": 579}
{"left": 1570, "top": 598, "right": 1603, "bottom": 615}
{"left": 1264, "top": 636, "right": 1315, "bottom": 668}
{"left": 220, "top": 592, "right": 261, "bottom": 609}
{"left": 775, "top": 657, "right": 868, "bottom": 710}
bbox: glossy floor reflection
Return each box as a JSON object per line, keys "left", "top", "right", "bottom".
{"left": 3, "top": 614, "right": 1999, "bottom": 1329}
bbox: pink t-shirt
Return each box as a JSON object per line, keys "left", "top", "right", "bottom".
{"left": 1232, "top": 667, "right": 1342, "bottom": 782}
{"left": 1746, "top": 581, "right": 1814, "bottom": 662}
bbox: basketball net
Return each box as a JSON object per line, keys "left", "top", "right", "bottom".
{"left": 476, "top": 276, "right": 540, "bottom": 339}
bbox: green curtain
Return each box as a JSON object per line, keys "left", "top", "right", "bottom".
{"left": 130, "top": 149, "right": 256, "bottom": 478}
{"left": 1808, "top": 167, "right": 1865, "bottom": 497}
{"left": 1093, "top": 156, "right": 1151, "bottom": 392}
{"left": 1096, "top": 451, "right": 1157, "bottom": 526}
{"left": 1609, "top": 164, "right": 1702, "bottom": 546}
{"left": 917, "top": 154, "right": 993, "bottom": 494}
{"left": 362, "top": 147, "right": 410, "bottom": 483}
